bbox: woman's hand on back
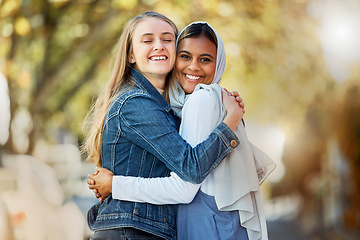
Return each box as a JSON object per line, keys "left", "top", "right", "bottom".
{"left": 223, "top": 88, "right": 245, "bottom": 112}
{"left": 222, "top": 89, "right": 244, "bottom": 131}
{"left": 87, "top": 167, "right": 114, "bottom": 201}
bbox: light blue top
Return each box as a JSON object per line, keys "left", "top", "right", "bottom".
{"left": 177, "top": 190, "right": 249, "bottom": 240}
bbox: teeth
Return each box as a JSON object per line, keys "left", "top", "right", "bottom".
{"left": 151, "top": 56, "right": 166, "bottom": 61}
{"left": 186, "top": 74, "right": 200, "bottom": 80}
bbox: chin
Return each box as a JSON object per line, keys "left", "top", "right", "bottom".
{"left": 157, "top": 68, "right": 173, "bottom": 75}
{"left": 184, "top": 86, "right": 196, "bottom": 94}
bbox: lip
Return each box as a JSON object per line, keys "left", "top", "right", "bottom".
{"left": 149, "top": 55, "right": 168, "bottom": 61}
{"left": 184, "top": 73, "right": 202, "bottom": 83}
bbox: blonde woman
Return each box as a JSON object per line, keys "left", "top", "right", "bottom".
{"left": 83, "top": 12, "right": 244, "bottom": 240}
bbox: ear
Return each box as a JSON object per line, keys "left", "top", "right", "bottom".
{"left": 129, "top": 53, "right": 135, "bottom": 64}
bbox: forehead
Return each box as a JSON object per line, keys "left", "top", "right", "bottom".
{"left": 177, "top": 35, "right": 217, "bottom": 55}
{"left": 133, "top": 17, "right": 175, "bottom": 37}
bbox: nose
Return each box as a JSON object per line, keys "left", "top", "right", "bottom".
{"left": 153, "top": 39, "right": 164, "bottom": 51}
{"left": 188, "top": 59, "right": 200, "bottom": 71}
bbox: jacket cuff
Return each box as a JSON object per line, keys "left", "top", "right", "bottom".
{"left": 214, "top": 122, "right": 240, "bottom": 149}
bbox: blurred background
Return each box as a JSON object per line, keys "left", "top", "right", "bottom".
{"left": 0, "top": 0, "right": 359, "bottom": 239}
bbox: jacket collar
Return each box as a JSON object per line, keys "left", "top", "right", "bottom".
{"left": 130, "top": 68, "right": 171, "bottom": 111}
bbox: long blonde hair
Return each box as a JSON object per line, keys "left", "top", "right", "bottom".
{"left": 83, "top": 12, "right": 178, "bottom": 167}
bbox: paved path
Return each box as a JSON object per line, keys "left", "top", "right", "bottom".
{"left": 267, "top": 220, "right": 306, "bottom": 240}
{"left": 267, "top": 219, "right": 360, "bottom": 240}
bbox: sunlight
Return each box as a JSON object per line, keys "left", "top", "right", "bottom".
{"left": 308, "top": 0, "right": 360, "bottom": 82}
{"left": 324, "top": 19, "right": 354, "bottom": 47}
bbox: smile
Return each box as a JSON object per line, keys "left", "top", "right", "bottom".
{"left": 185, "top": 74, "right": 201, "bottom": 81}
{"left": 150, "top": 56, "right": 167, "bottom": 61}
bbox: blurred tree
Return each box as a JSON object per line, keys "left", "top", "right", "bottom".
{"left": 334, "top": 68, "right": 360, "bottom": 230}
{"left": 1, "top": 0, "right": 331, "bottom": 154}
{"left": 1, "top": 0, "right": 157, "bottom": 154}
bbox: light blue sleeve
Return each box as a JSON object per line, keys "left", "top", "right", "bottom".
{"left": 180, "top": 88, "right": 220, "bottom": 145}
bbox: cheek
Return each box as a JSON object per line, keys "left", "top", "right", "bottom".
{"left": 175, "top": 60, "right": 185, "bottom": 74}
{"left": 131, "top": 42, "right": 140, "bottom": 59}
{"left": 168, "top": 46, "right": 177, "bottom": 61}
{"left": 131, "top": 49, "right": 142, "bottom": 62}
{"left": 132, "top": 44, "right": 151, "bottom": 62}
{"left": 205, "top": 67, "right": 216, "bottom": 84}
{"left": 174, "top": 69, "right": 182, "bottom": 83}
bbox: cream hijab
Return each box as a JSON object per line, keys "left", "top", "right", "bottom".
{"left": 169, "top": 21, "right": 226, "bottom": 117}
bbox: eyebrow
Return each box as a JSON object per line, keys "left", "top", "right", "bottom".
{"left": 141, "top": 32, "right": 175, "bottom": 37}
{"left": 179, "top": 50, "right": 215, "bottom": 59}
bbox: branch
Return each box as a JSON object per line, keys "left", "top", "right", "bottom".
{"left": 31, "top": 9, "right": 117, "bottom": 114}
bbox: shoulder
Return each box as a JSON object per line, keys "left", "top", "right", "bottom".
{"left": 194, "top": 83, "right": 222, "bottom": 93}
{"left": 187, "top": 88, "right": 211, "bottom": 102}
{"left": 186, "top": 84, "right": 222, "bottom": 106}
{"left": 106, "top": 86, "right": 152, "bottom": 116}
{"left": 116, "top": 85, "right": 150, "bottom": 102}
{"left": 111, "top": 85, "right": 153, "bottom": 108}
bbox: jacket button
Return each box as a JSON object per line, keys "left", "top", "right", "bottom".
{"left": 230, "top": 140, "right": 237, "bottom": 148}
{"left": 134, "top": 209, "right": 138, "bottom": 213}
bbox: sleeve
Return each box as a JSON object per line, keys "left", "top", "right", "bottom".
{"left": 112, "top": 172, "right": 201, "bottom": 204}
{"left": 111, "top": 89, "right": 220, "bottom": 204}
{"left": 120, "top": 93, "right": 238, "bottom": 184}
{"left": 180, "top": 89, "right": 220, "bottom": 146}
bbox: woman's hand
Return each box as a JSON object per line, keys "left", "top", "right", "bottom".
{"left": 87, "top": 167, "right": 114, "bottom": 201}
{"left": 223, "top": 88, "right": 245, "bottom": 113}
{"left": 222, "top": 89, "right": 244, "bottom": 131}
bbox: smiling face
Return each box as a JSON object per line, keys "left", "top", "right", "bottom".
{"left": 130, "top": 17, "right": 176, "bottom": 85}
{"left": 175, "top": 35, "right": 217, "bottom": 94}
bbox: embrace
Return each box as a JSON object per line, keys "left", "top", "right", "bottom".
{"left": 83, "top": 11, "right": 275, "bottom": 240}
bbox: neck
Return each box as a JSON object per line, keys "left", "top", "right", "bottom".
{"left": 145, "top": 74, "right": 167, "bottom": 92}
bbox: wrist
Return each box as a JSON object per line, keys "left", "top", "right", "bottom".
{"left": 223, "top": 113, "right": 241, "bottom": 131}
{"left": 109, "top": 175, "right": 113, "bottom": 193}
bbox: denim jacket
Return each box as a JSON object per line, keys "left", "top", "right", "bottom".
{"left": 87, "top": 68, "right": 239, "bottom": 240}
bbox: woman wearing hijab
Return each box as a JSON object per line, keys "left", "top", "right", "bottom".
{"left": 88, "top": 22, "right": 275, "bottom": 240}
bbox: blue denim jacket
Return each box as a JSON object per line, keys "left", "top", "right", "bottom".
{"left": 87, "top": 68, "right": 239, "bottom": 240}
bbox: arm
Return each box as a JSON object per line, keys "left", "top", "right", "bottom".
{"left": 88, "top": 167, "right": 200, "bottom": 204}
{"left": 111, "top": 91, "right": 216, "bottom": 203}
{"left": 89, "top": 89, "right": 228, "bottom": 203}
{"left": 119, "top": 93, "right": 241, "bottom": 183}
{"left": 112, "top": 172, "right": 200, "bottom": 204}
